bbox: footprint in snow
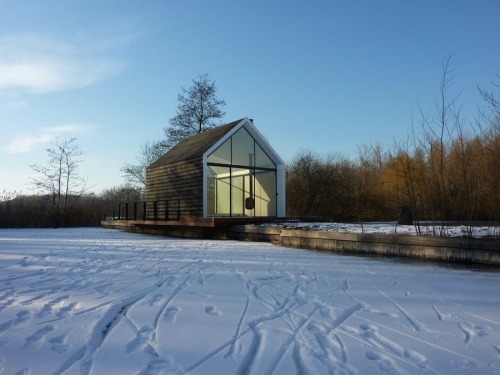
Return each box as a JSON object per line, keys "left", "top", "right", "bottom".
{"left": 205, "top": 305, "right": 221, "bottom": 316}
{"left": 361, "top": 323, "right": 428, "bottom": 369}
{"left": 365, "top": 349, "right": 382, "bottom": 361}
{"left": 404, "top": 348, "right": 427, "bottom": 363}
{"left": 36, "top": 304, "right": 53, "bottom": 318}
{"left": 459, "top": 322, "right": 488, "bottom": 343}
{"left": 365, "top": 350, "right": 400, "bottom": 374}
{"left": 148, "top": 294, "right": 164, "bottom": 306}
{"left": 50, "top": 295, "right": 70, "bottom": 304}
{"left": 0, "top": 320, "right": 14, "bottom": 334}
{"left": 15, "top": 310, "right": 31, "bottom": 324}
{"left": 19, "top": 257, "right": 30, "bottom": 267}
{"left": 57, "top": 302, "right": 79, "bottom": 318}
{"left": 360, "top": 323, "right": 380, "bottom": 340}
{"left": 24, "top": 325, "right": 55, "bottom": 349}
{"left": 48, "top": 332, "right": 70, "bottom": 353}
{"left": 164, "top": 307, "right": 180, "bottom": 323}
{"left": 139, "top": 358, "right": 184, "bottom": 375}
{"left": 126, "top": 326, "right": 155, "bottom": 354}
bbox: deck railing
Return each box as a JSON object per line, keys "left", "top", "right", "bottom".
{"left": 115, "top": 200, "right": 201, "bottom": 221}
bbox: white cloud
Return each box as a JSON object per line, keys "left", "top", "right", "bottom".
{"left": 0, "top": 32, "right": 131, "bottom": 94}
{"left": 43, "top": 124, "right": 97, "bottom": 134}
{"left": 5, "top": 124, "right": 96, "bottom": 154}
{"left": 5, "top": 133, "right": 53, "bottom": 154}
{"left": 0, "top": 98, "right": 27, "bottom": 113}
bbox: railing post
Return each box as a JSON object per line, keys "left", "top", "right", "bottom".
{"left": 133, "top": 202, "right": 137, "bottom": 220}
{"left": 143, "top": 201, "right": 147, "bottom": 221}
{"left": 125, "top": 203, "right": 129, "bottom": 220}
{"left": 177, "top": 199, "right": 180, "bottom": 220}
{"left": 153, "top": 201, "right": 158, "bottom": 220}
{"left": 117, "top": 203, "right": 121, "bottom": 220}
{"left": 165, "top": 200, "right": 169, "bottom": 221}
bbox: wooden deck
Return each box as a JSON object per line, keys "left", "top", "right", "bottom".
{"left": 102, "top": 216, "right": 282, "bottom": 229}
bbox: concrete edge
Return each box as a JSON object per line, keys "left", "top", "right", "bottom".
{"left": 101, "top": 221, "right": 500, "bottom": 266}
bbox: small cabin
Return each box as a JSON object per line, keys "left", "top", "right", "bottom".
{"left": 145, "top": 118, "right": 285, "bottom": 218}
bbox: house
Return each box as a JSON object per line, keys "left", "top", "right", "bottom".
{"left": 145, "top": 118, "right": 285, "bottom": 218}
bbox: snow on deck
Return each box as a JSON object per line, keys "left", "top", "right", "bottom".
{"left": 0, "top": 228, "right": 499, "bottom": 374}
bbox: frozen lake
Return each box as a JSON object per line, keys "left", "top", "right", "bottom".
{"left": 0, "top": 228, "right": 499, "bottom": 374}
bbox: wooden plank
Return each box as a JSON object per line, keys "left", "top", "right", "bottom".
{"left": 145, "top": 157, "right": 204, "bottom": 217}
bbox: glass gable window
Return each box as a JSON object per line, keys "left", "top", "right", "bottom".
{"left": 207, "top": 138, "right": 231, "bottom": 165}
{"left": 207, "top": 126, "right": 277, "bottom": 217}
{"left": 255, "top": 143, "right": 275, "bottom": 169}
{"left": 230, "top": 128, "right": 255, "bottom": 166}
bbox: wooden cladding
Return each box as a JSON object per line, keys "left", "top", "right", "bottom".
{"left": 145, "top": 157, "right": 204, "bottom": 218}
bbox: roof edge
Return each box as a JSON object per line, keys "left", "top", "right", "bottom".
{"left": 203, "top": 118, "right": 284, "bottom": 166}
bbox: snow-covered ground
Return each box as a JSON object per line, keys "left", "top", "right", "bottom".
{"left": 0, "top": 228, "right": 499, "bottom": 375}
{"left": 267, "top": 221, "right": 500, "bottom": 238}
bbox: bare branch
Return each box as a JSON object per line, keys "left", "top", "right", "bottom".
{"left": 164, "top": 74, "right": 226, "bottom": 149}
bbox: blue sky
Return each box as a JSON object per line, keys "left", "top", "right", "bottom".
{"left": 1, "top": 0, "right": 499, "bottom": 194}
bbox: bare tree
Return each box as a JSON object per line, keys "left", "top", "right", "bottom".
{"left": 476, "top": 76, "right": 500, "bottom": 160}
{"left": 350, "top": 146, "right": 386, "bottom": 231}
{"left": 121, "top": 74, "right": 225, "bottom": 190}
{"left": 30, "top": 137, "right": 87, "bottom": 226}
{"left": 478, "top": 75, "right": 500, "bottom": 120}
{"left": 164, "top": 73, "right": 226, "bottom": 149}
{"left": 121, "top": 140, "right": 168, "bottom": 189}
{"left": 476, "top": 76, "right": 500, "bottom": 225}
{"left": 418, "top": 55, "right": 460, "bottom": 234}
{"left": 286, "top": 152, "right": 326, "bottom": 217}
{"left": 99, "top": 184, "right": 142, "bottom": 219}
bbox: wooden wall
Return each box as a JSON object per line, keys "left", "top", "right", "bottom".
{"left": 145, "top": 156, "right": 204, "bottom": 218}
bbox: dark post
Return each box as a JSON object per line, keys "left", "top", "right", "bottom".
{"left": 133, "top": 202, "right": 138, "bottom": 220}
{"left": 397, "top": 205, "right": 414, "bottom": 225}
{"left": 177, "top": 199, "right": 181, "bottom": 220}
{"left": 153, "top": 201, "right": 158, "bottom": 220}
{"left": 143, "top": 201, "right": 147, "bottom": 221}
{"left": 117, "top": 204, "right": 121, "bottom": 220}
{"left": 165, "top": 200, "right": 169, "bottom": 221}
{"left": 125, "top": 203, "right": 129, "bottom": 220}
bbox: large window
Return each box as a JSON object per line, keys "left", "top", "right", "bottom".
{"left": 207, "top": 127, "right": 277, "bottom": 217}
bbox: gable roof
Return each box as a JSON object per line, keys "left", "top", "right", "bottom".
{"left": 148, "top": 119, "right": 243, "bottom": 168}
{"left": 204, "top": 118, "right": 285, "bottom": 167}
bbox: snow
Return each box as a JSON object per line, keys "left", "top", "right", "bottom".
{"left": 267, "top": 221, "right": 500, "bottom": 238}
{"left": 0, "top": 227, "right": 499, "bottom": 375}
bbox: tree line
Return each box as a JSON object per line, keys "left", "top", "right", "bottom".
{"left": 1, "top": 65, "right": 498, "bottom": 234}
{"left": 0, "top": 186, "right": 141, "bottom": 228}
{"left": 286, "top": 125, "right": 498, "bottom": 225}
{"left": 0, "top": 135, "right": 142, "bottom": 228}
{"left": 287, "top": 61, "right": 499, "bottom": 235}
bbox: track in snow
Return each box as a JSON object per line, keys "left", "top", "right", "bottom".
{"left": 0, "top": 228, "right": 499, "bottom": 375}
